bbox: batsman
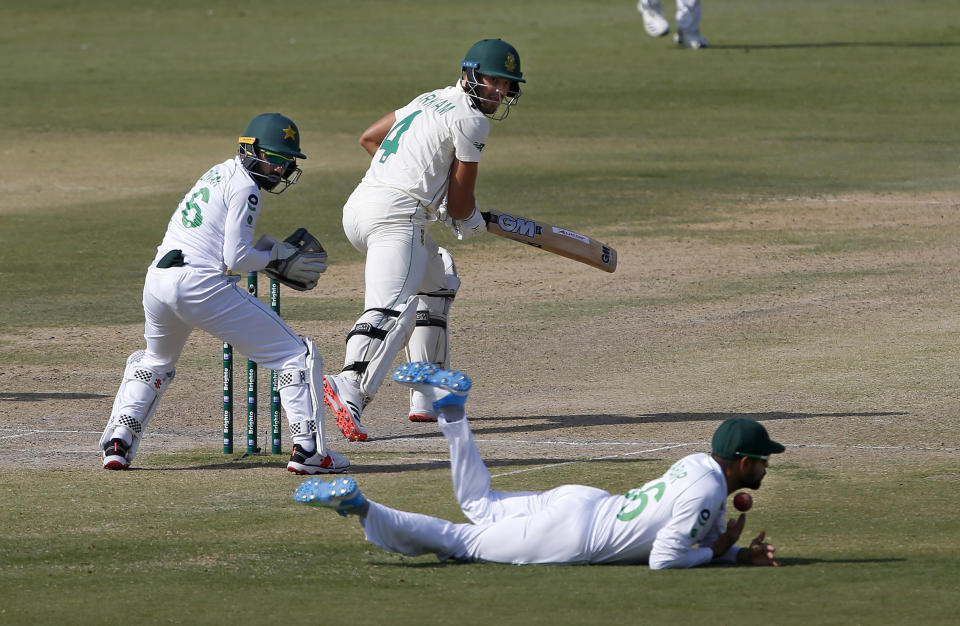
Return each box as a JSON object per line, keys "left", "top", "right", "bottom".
{"left": 324, "top": 38, "right": 525, "bottom": 440}
{"left": 100, "top": 113, "right": 349, "bottom": 474}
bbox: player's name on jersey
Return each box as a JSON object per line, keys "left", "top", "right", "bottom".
{"left": 416, "top": 93, "right": 456, "bottom": 115}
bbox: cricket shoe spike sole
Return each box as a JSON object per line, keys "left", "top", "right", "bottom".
{"left": 392, "top": 362, "right": 471, "bottom": 410}
{"left": 323, "top": 375, "right": 368, "bottom": 442}
{"left": 293, "top": 476, "right": 366, "bottom": 517}
{"left": 102, "top": 438, "right": 131, "bottom": 470}
{"left": 408, "top": 412, "right": 439, "bottom": 423}
{"left": 286, "top": 445, "right": 350, "bottom": 475}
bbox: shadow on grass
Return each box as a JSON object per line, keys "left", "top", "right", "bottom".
{"left": 367, "top": 557, "right": 908, "bottom": 568}
{"left": 374, "top": 410, "right": 907, "bottom": 442}
{"left": 369, "top": 560, "right": 467, "bottom": 568}
{"left": 134, "top": 461, "right": 289, "bottom": 471}
{"left": 136, "top": 410, "right": 904, "bottom": 471}
{"left": 776, "top": 557, "right": 906, "bottom": 566}
{"left": 141, "top": 455, "right": 656, "bottom": 473}
{"left": 1, "top": 391, "right": 110, "bottom": 401}
{"left": 712, "top": 41, "right": 960, "bottom": 50}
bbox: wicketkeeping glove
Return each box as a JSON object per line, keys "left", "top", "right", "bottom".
{"left": 263, "top": 227, "right": 328, "bottom": 291}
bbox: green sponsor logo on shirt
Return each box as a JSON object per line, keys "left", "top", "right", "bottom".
{"left": 689, "top": 509, "right": 711, "bottom": 538}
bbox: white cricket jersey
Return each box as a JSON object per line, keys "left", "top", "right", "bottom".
{"left": 587, "top": 453, "right": 736, "bottom": 568}
{"left": 151, "top": 157, "right": 270, "bottom": 274}
{"left": 360, "top": 83, "right": 490, "bottom": 209}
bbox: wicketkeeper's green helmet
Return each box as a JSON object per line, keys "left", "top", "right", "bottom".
{"left": 238, "top": 113, "right": 305, "bottom": 194}
{"left": 240, "top": 112, "right": 306, "bottom": 159}
{"left": 461, "top": 38, "right": 525, "bottom": 121}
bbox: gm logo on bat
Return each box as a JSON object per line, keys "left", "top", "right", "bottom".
{"left": 601, "top": 245, "right": 612, "bottom": 264}
{"left": 497, "top": 214, "right": 542, "bottom": 238}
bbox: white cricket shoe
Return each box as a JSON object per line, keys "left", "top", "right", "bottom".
{"left": 392, "top": 362, "right": 471, "bottom": 411}
{"left": 408, "top": 410, "right": 438, "bottom": 423}
{"left": 286, "top": 443, "right": 350, "bottom": 474}
{"left": 675, "top": 30, "right": 710, "bottom": 49}
{"left": 102, "top": 438, "right": 131, "bottom": 470}
{"left": 323, "top": 374, "right": 368, "bottom": 442}
{"left": 638, "top": 0, "right": 669, "bottom": 38}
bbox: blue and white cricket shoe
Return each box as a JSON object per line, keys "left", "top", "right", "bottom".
{"left": 392, "top": 362, "right": 471, "bottom": 410}
{"left": 293, "top": 476, "right": 366, "bottom": 517}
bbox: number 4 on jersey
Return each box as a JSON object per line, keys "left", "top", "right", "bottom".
{"left": 378, "top": 110, "right": 422, "bottom": 163}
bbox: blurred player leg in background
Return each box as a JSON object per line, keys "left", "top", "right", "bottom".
{"left": 638, "top": 0, "right": 709, "bottom": 49}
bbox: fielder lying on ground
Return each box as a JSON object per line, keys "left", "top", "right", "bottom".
{"left": 294, "top": 362, "right": 783, "bottom": 568}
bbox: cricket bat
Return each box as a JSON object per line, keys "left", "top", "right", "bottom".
{"left": 481, "top": 210, "right": 617, "bottom": 273}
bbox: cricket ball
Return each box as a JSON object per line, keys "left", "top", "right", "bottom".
{"left": 733, "top": 492, "right": 753, "bottom": 512}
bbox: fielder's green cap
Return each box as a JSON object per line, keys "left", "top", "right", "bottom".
{"left": 712, "top": 418, "right": 785, "bottom": 460}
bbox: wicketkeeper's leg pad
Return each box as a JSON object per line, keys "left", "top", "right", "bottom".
{"left": 278, "top": 338, "right": 327, "bottom": 454}
{"left": 99, "top": 350, "right": 176, "bottom": 464}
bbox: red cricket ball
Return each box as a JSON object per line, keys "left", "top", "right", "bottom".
{"left": 733, "top": 492, "right": 753, "bottom": 512}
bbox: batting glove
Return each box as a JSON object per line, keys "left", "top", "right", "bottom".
{"left": 453, "top": 208, "right": 486, "bottom": 241}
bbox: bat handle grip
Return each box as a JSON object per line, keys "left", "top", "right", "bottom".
{"left": 480, "top": 211, "right": 493, "bottom": 224}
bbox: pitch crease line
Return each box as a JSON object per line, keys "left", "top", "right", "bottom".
{"left": 0, "top": 428, "right": 102, "bottom": 435}
{"left": 0, "top": 431, "right": 41, "bottom": 440}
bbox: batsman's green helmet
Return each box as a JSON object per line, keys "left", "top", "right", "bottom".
{"left": 240, "top": 113, "right": 306, "bottom": 159}
{"left": 461, "top": 38, "right": 525, "bottom": 84}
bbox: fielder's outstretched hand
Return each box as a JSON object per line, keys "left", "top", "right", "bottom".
{"left": 738, "top": 531, "right": 780, "bottom": 566}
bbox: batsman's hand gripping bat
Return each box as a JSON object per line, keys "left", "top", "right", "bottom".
{"left": 481, "top": 211, "right": 617, "bottom": 273}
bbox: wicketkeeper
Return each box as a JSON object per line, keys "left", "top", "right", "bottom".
{"left": 322, "top": 38, "right": 525, "bottom": 442}
{"left": 297, "top": 363, "right": 783, "bottom": 568}
{"left": 100, "top": 113, "right": 349, "bottom": 474}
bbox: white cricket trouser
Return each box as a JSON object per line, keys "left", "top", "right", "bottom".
{"left": 676, "top": 0, "right": 702, "bottom": 32}
{"left": 342, "top": 184, "right": 451, "bottom": 311}
{"left": 360, "top": 417, "right": 611, "bottom": 564}
{"left": 125, "top": 266, "right": 312, "bottom": 420}
{"left": 340, "top": 184, "right": 451, "bottom": 368}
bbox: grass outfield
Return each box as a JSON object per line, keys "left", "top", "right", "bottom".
{"left": 1, "top": 1, "right": 960, "bottom": 624}
{"left": 0, "top": 455, "right": 957, "bottom": 624}
{"left": 3, "top": 0, "right": 960, "bottom": 329}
